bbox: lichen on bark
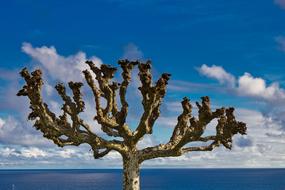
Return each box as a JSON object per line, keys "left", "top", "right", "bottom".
{"left": 17, "top": 59, "right": 247, "bottom": 190}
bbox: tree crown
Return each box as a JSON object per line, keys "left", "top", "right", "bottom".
{"left": 17, "top": 59, "right": 247, "bottom": 162}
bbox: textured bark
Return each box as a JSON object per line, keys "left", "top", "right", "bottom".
{"left": 17, "top": 59, "right": 247, "bottom": 190}
{"left": 123, "top": 152, "right": 140, "bottom": 190}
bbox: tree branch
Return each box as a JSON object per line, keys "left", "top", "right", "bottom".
{"left": 92, "top": 148, "right": 112, "bottom": 159}
{"left": 133, "top": 61, "right": 171, "bottom": 143}
{"left": 85, "top": 61, "right": 133, "bottom": 139}
{"left": 117, "top": 60, "right": 138, "bottom": 125}
{"left": 181, "top": 141, "right": 221, "bottom": 153}
{"left": 139, "top": 96, "right": 246, "bottom": 162}
{"left": 17, "top": 68, "right": 126, "bottom": 155}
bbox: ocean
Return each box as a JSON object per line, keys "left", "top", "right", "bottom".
{"left": 0, "top": 169, "right": 284, "bottom": 190}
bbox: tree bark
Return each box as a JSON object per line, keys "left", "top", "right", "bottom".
{"left": 122, "top": 153, "right": 140, "bottom": 190}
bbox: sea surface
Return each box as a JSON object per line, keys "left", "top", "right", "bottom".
{"left": 0, "top": 169, "right": 284, "bottom": 190}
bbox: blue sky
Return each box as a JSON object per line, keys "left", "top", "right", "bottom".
{"left": 1, "top": 0, "right": 285, "bottom": 168}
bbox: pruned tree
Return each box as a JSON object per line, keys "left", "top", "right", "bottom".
{"left": 17, "top": 59, "right": 247, "bottom": 190}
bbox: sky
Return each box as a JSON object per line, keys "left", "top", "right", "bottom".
{"left": 0, "top": 0, "right": 285, "bottom": 169}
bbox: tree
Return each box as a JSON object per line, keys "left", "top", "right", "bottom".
{"left": 17, "top": 59, "right": 247, "bottom": 190}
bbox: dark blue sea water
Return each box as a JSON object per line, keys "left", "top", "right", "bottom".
{"left": 0, "top": 169, "right": 284, "bottom": 190}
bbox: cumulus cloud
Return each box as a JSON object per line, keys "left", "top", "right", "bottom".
{"left": 198, "top": 64, "right": 236, "bottom": 87}
{"left": 275, "top": 0, "right": 285, "bottom": 9}
{"left": 237, "top": 72, "right": 285, "bottom": 101}
{"left": 22, "top": 42, "right": 102, "bottom": 82}
{"left": 122, "top": 43, "right": 143, "bottom": 61}
{"left": 198, "top": 64, "right": 285, "bottom": 103}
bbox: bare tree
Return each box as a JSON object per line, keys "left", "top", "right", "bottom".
{"left": 17, "top": 60, "right": 247, "bottom": 190}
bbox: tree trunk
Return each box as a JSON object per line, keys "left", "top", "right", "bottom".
{"left": 122, "top": 153, "right": 140, "bottom": 190}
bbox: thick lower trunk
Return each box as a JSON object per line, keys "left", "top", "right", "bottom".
{"left": 123, "top": 153, "right": 140, "bottom": 190}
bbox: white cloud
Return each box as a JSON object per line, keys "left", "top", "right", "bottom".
{"left": 20, "top": 147, "right": 48, "bottom": 158}
{"left": 198, "top": 64, "right": 236, "bottom": 87}
{"left": 44, "top": 81, "right": 54, "bottom": 97}
{"left": 137, "top": 135, "right": 159, "bottom": 149}
{"left": 0, "top": 147, "right": 17, "bottom": 157}
{"left": 0, "top": 116, "right": 50, "bottom": 146}
{"left": 237, "top": 72, "right": 285, "bottom": 101}
{"left": 103, "top": 151, "right": 121, "bottom": 160}
{"left": 198, "top": 64, "right": 285, "bottom": 102}
{"left": 58, "top": 149, "right": 77, "bottom": 158}
{"left": 0, "top": 145, "right": 123, "bottom": 168}
{"left": 122, "top": 43, "right": 143, "bottom": 61}
{"left": 275, "top": 0, "right": 285, "bottom": 9}
{"left": 22, "top": 42, "right": 102, "bottom": 82}
{"left": 156, "top": 116, "right": 177, "bottom": 128}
